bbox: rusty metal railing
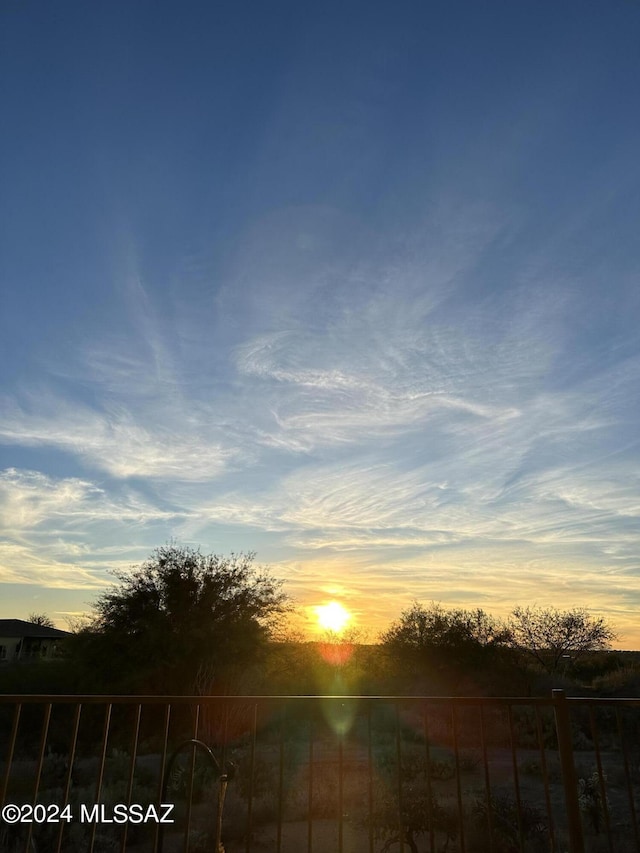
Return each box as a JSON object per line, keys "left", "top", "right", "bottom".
{"left": 1, "top": 692, "right": 639, "bottom": 852}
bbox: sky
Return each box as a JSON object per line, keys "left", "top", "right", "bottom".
{"left": 1, "top": 0, "right": 640, "bottom": 645}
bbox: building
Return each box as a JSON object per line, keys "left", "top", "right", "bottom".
{"left": 0, "top": 619, "right": 70, "bottom": 662}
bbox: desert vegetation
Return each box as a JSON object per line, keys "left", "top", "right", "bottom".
{"left": 2, "top": 693, "right": 640, "bottom": 852}
{"left": 2, "top": 546, "right": 639, "bottom": 852}
{"left": 0, "top": 546, "right": 628, "bottom": 700}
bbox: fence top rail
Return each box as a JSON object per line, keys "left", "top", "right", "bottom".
{"left": 1, "top": 693, "right": 638, "bottom": 707}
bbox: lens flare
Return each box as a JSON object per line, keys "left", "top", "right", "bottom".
{"left": 315, "top": 601, "right": 351, "bottom": 634}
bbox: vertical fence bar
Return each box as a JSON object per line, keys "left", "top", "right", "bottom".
{"left": 126, "top": 703, "right": 142, "bottom": 802}
{"left": 552, "top": 690, "right": 585, "bottom": 853}
{"left": 276, "top": 704, "right": 285, "bottom": 853}
{"left": 31, "top": 702, "right": 52, "bottom": 800}
{"left": 89, "top": 702, "right": 113, "bottom": 853}
{"left": 616, "top": 708, "right": 640, "bottom": 851}
{"left": 221, "top": 704, "right": 230, "bottom": 781}
{"left": 246, "top": 703, "right": 258, "bottom": 853}
{"left": 25, "top": 702, "right": 52, "bottom": 853}
{"left": 1, "top": 702, "right": 21, "bottom": 806}
{"left": 56, "top": 702, "right": 82, "bottom": 853}
{"left": 451, "top": 703, "right": 466, "bottom": 853}
{"left": 588, "top": 705, "right": 613, "bottom": 851}
{"left": 182, "top": 703, "right": 200, "bottom": 853}
{"left": 217, "top": 701, "right": 231, "bottom": 853}
{"left": 152, "top": 703, "right": 172, "bottom": 853}
{"left": 367, "top": 704, "right": 374, "bottom": 853}
{"left": 339, "top": 723, "right": 344, "bottom": 853}
{"left": 535, "top": 705, "right": 556, "bottom": 852}
{"left": 119, "top": 703, "right": 142, "bottom": 853}
{"left": 423, "top": 703, "right": 435, "bottom": 853}
{"left": 616, "top": 707, "right": 640, "bottom": 851}
{"left": 479, "top": 704, "right": 495, "bottom": 853}
{"left": 307, "top": 711, "right": 314, "bottom": 853}
{"left": 506, "top": 704, "right": 524, "bottom": 851}
{"left": 395, "top": 702, "right": 404, "bottom": 853}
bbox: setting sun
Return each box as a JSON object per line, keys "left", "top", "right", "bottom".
{"left": 315, "top": 601, "right": 351, "bottom": 634}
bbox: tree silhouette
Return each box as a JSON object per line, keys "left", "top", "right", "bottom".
{"left": 380, "top": 601, "right": 512, "bottom": 693}
{"left": 70, "top": 544, "right": 288, "bottom": 693}
{"left": 27, "top": 612, "right": 55, "bottom": 628}
{"left": 508, "top": 606, "right": 616, "bottom": 674}
{"left": 382, "top": 601, "right": 510, "bottom": 665}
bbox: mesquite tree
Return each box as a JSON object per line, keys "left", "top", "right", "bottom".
{"left": 70, "top": 544, "right": 288, "bottom": 693}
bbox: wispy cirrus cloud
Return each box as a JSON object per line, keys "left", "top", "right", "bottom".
{"left": 0, "top": 468, "right": 181, "bottom": 531}
{"left": 0, "top": 541, "right": 106, "bottom": 589}
{"left": 0, "top": 392, "right": 236, "bottom": 481}
{"left": 0, "top": 468, "right": 189, "bottom": 589}
{"left": 1, "top": 199, "right": 639, "bottom": 641}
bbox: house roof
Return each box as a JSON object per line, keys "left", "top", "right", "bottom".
{"left": 0, "top": 619, "right": 70, "bottom": 639}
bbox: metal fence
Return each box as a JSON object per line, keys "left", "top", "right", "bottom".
{"left": 1, "top": 691, "right": 640, "bottom": 853}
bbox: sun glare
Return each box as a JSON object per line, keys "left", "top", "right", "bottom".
{"left": 315, "top": 601, "right": 351, "bottom": 634}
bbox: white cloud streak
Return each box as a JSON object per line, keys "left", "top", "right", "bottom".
{"left": 0, "top": 469, "right": 189, "bottom": 589}
{"left": 1, "top": 202, "right": 639, "bottom": 641}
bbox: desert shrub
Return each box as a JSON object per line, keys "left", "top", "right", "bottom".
{"left": 0, "top": 823, "right": 39, "bottom": 853}
{"left": 571, "top": 726, "right": 593, "bottom": 751}
{"left": 166, "top": 755, "right": 217, "bottom": 803}
{"left": 458, "top": 750, "right": 481, "bottom": 773}
{"left": 105, "top": 747, "right": 131, "bottom": 784}
{"left": 376, "top": 745, "right": 456, "bottom": 783}
{"left": 11, "top": 768, "right": 162, "bottom": 853}
{"left": 402, "top": 725, "right": 426, "bottom": 745}
{"left": 578, "top": 768, "right": 609, "bottom": 834}
{"left": 472, "top": 793, "right": 547, "bottom": 852}
{"left": 17, "top": 778, "right": 157, "bottom": 853}
{"left": 236, "top": 753, "right": 343, "bottom": 824}
{"left": 592, "top": 666, "right": 640, "bottom": 697}
{"left": 519, "top": 758, "right": 543, "bottom": 776}
{"left": 519, "top": 756, "right": 561, "bottom": 783}
{"left": 41, "top": 751, "right": 70, "bottom": 788}
{"left": 187, "top": 829, "right": 216, "bottom": 852}
{"left": 370, "top": 781, "right": 459, "bottom": 853}
{"left": 250, "top": 796, "right": 279, "bottom": 826}
{"left": 585, "top": 839, "right": 638, "bottom": 853}
{"left": 306, "top": 766, "right": 339, "bottom": 818}
{"left": 627, "top": 743, "right": 640, "bottom": 783}
{"left": 429, "top": 758, "right": 456, "bottom": 780}
{"left": 512, "top": 707, "right": 557, "bottom": 750}
{"left": 368, "top": 734, "right": 461, "bottom": 852}
{"left": 236, "top": 755, "right": 276, "bottom": 801}
{"left": 218, "top": 794, "right": 249, "bottom": 841}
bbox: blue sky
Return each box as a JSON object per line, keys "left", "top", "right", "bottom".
{"left": 1, "top": 1, "right": 640, "bottom": 644}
